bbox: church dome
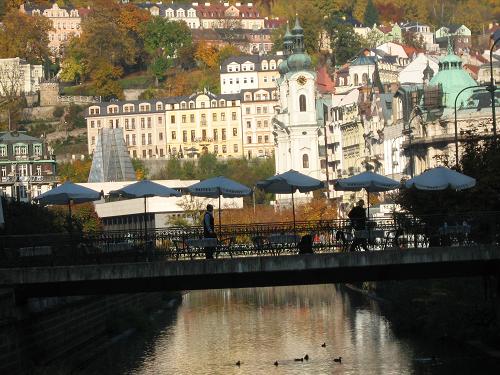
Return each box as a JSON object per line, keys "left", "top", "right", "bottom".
{"left": 428, "top": 51, "right": 477, "bottom": 108}
{"left": 278, "top": 59, "right": 290, "bottom": 75}
{"left": 287, "top": 52, "right": 312, "bottom": 72}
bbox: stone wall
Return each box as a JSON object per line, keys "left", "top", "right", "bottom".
{"left": 0, "top": 291, "right": 175, "bottom": 374}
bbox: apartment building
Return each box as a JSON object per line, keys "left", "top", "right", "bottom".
{"left": 20, "top": 3, "right": 86, "bottom": 56}
{"left": 241, "top": 88, "right": 276, "bottom": 158}
{"left": 138, "top": 2, "right": 200, "bottom": 29}
{"left": 0, "top": 58, "right": 43, "bottom": 96}
{"left": 196, "top": 2, "right": 264, "bottom": 30}
{"left": 220, "top": 54, "right": 283, "bottom": 94}
{"left": 0, "top": 131, "right": 58, "bottom": 202}
{"left": 86, "top": 92, "right": 244, "bottom": 159}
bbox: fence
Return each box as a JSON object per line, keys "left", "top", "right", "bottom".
{"left": 0, "top": 212, "right": 499, "bottom": 267}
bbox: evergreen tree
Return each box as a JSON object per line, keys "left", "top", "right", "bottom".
{"left": 363, "top": 0, "right": 379, "bottom": 27}
{"left": 324, "top": 12, "right": 362, "bottom": 66}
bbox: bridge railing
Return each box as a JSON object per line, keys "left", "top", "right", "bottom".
{"left": 0, "top": 212, "right": 499, "bottom": 267}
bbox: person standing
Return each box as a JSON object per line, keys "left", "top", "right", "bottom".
{"left": 348, "top": 199, "right": 368, "bottom": 251}
{"left": 203, "top": 204, "right": 217, "bottom": 259}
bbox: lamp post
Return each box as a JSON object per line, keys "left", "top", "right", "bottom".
{"left": 403, "top": 107, "right": 422, "bottom": 178}
{"left": 454, "top": 85, "right": 488, "bottom": 169}
{"left": 391, "top": 136, "right": 403, "bottom": 179}
{"left": 488, "top": 36, "right": 500, "bottom": 142}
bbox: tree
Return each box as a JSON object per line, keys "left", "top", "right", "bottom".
{"left": 90, "top": 61, "right": 124, "bottom": 100}
{"left": 57, "top": 159, "right": 92, "bottom": 183}
{"left": 363, "top": 0, "right": 379, "bottom": 27}
{"left": 0, "top": 10, "right": 51, "bottom": 63}
{"left": 195, "top": 42, "right": 219, "bottom": 70}
{"left": 132, "top": 158, "right": 148, "bottom": 180}
{"left": 59, "top": 55, "right": 86, "bottom": 83}
{"left": 141, "top": 18, "right": 192, "bottom": 85}
{"left": 324, "top": 12, "right": 362, "bottom": 66}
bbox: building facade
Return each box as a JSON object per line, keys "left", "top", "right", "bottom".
{"left": 86, "top": 92, "right": 244, "bottom": 160}
{"left": 196, "top": 2, "right": 264, "bottom": 30}
{"left": 241, "top": 88, "right": 276, "bottom": 158}
{"left": 220, "top": 54, "right": 283, "bottom": 94}
{"left": 20, "top": 3, "right": 85, "bottom": 57}
{"left": 138, "top": 2, "right": 200, "bottom": 29}
{"left": 0, "top": 132, "right": 57, "bottom": 202}
{"left": 0, "top": 58, "right": 43, "bottom": 96}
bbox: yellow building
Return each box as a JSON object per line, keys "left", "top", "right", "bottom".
{"left": 86, "top": 92, "right": 244, "bottom": 159}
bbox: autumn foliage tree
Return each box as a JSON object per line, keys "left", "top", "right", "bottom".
{"left": 0, "top": 9, "right": 51, "bottom": 63}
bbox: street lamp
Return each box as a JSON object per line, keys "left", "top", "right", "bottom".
{"left": 453, "top": 85, "right": 487, "bottom": 169}
{"left": 488, "top": 35, "right": 500, "bottom": 141}
{"left": 391, "top": 135, "right": 403, "bottom": 179}
{"left": 403, "top": 107, "right": 422, "bottom": 178}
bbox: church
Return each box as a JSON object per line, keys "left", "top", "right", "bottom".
{"left": 272, "top": 19, "right": 323, "bottom": 203}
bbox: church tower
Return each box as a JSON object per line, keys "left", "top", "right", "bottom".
{"left": 273, "top": 18, "right": 321, "bottom": 202}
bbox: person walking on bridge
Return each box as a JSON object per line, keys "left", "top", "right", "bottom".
{"left": 348, "top": 200, "right": 368, "bottom": 252}
{"left": 203, "top": 204, "right": 217, "bottom": 259}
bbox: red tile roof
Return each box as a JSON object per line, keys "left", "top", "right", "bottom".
{"left": 316, "top": 66, "right": 335, "bottom": 94}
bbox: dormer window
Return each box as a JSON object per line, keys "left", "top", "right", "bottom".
{"left": 14, "top": 144, "right": 28, "bottom": 156}
{"left": 211, "top": 100, "right": 217, "bottom": 107}
{"left": 0, "top": 145, "right": 7, "bottom": 157}
{"left": 33, "top": 144, "right": 42, "bottom": 156}
{"left": 189, "top": 101, "right": 195, "bottom": 109}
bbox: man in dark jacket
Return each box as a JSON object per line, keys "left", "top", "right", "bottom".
{"left": 348, "top": 199, "right": 368, "bottom": 251}
{"left": 203, "top": 204, "right": 216, "bottom": 259}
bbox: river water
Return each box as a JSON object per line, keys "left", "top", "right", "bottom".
{"left": 81, "top": 285, "right": 500, "bottom": 374}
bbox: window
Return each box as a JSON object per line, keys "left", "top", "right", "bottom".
{"left": 258, "top": 136, "right": 262, "bottom": 144}
{"left": 131, "top": 119, "right": 135, "bottom": 129}
{"left": 125, "top": 119, "right": 129, "bottom": 129}
{"left": 160, "top": 149, "right": 164, "bottom": 157}
{"left": 221, "top": 113, "right": 226, "bottom": 121}
{"left": 142, "top": 134, "right": 146, "bottom": 145}
{"left": 247, "top": 136, "right": 252, "bottom": 144}
{"left": 299, "top": 95, "right": 306, "bottom": 112}
{"left": 246, "top": 107, "right": 251, "bottom": 114}
{"left": 222, "top": 129, "right": 226, "bottom": 140}
{"left": 264, "top": 120, "right": 268, "bottom": 127}
{"left": 302, "top": 154, "right": 309, "bottom": 168}
{"left": 222, "top": 145, "right": 227, "bottom": 153}
{"left": 181, "top": 102, "right": 186, "bottom": 109}
{"left": 90, "top": 120, "right": 95, "bottom": 128}
{"left": 171, "top": 115, "right": 175, "bottom": 123}
{"left": 132, "top": 134, "right": 136, "bottom": 145}
{"left": 182, "top": 115, "right": 186, "bottom": 123}
{"left": 257, "top": 121, "right": 262, "bottom": 128}
{"left": 233, "top": 128, "right": 237, "bottom": 136}
{"left": 148, "top": 134, "right": 152, "bottom": 145}
{"left": 232, "top": 112, "right": 237, "bottom": 120}
{"left": 233, "top": 144, "right": 238, "bottom": 153}
{"left": 91, "top": 136, "right": 95, "bottom": 145}
{"left": 214, "top": 145, "right": 218, "bottom": 153}
{"left": 158, "top": 117, "right": 162, "bottom": 124}
{"left": 256, "top": 107, "right": 261, "bottom": 114}
{"left": 147, "top": 117, "right": 152, "bottom": 128}
{"left": 143, "top": 150, "right": 147, "bottom": 158}
{"left": 354, "top": 74, "right": 359, "bottom": 85}
{"left": 36, "top": 165, "right": 42, "bottom": 176}
{"left": 141, "top": 118, "right": 145, "bottom": 128}
{"left": 0, "top": 145, "right": 6, "bottom": 157}
{"left": 213, "top": 113, "right": 217, "bottom": 121}
{"left": 171, "top": 131, "right": 176, "bottom": 140}
{"left": 191, "top": 130, "right": 195, "bottom": 142}
{"left": 14, "top": 145, "right": 27, "bottom": 155}
{"left": 190, "top": 114, "right": 195, "bottom": 123}
{"left": 213, "top": 129, "right": 218, "bottom": 140}
{"left": 126, "top": 134, "right": 130, "bottom": 145}
{"left": 159, "top": 132, "right": 163, "bottom": 141}
{"left": 263, "top": 106, "right": 268, "bottom": 114}
{"left": 265, "top": 135, "right": 269, "bottom": 143}
{"left": 202, "top": 129, "right": 207, "bottom": 141}
{"left": 247, "top": 121, "right": 251, "bottom": 128}
{"left": 133, "top": 150, "right": 137, "bottom": 158}
{"left": 189, "top": 102, "right": 195, "bottom": 109}
{"left": 183, "top": 130, "right": 187, "bottom": 142}
{"left": 33, "top": 144, "right": 42, "bottom": 156}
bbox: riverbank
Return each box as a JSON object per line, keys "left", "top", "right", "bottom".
{"left": 346, "top": 277, "right": 500, "bottom": 352}
{"left": 0, "top": 292, "right": 182, "bottom": 375}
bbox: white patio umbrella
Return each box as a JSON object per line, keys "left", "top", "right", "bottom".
{"left": 256, "top": 169, "right": 324, "bottom": 230}
{"left": 405, "top": 166, "right": 476, "bottom": 191}
{"left": 109, "top": 180, "right": 181, "bottom": 240}
{"left": 187, "top": 176, "right": 252, "bottom": 231}
{"left": 35, "top": 181, "right": 101, "bottom": 228}
{"left": 334, "top": 171, "right": 399, "bottom": 217}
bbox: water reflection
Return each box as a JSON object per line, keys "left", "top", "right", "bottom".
{"left": 81, "top": 285, "right": 500, "bottom": 375}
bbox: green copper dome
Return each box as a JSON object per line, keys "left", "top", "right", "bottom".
{"left": 286, "top": 52, "right": 312, "bottom": 72}
{"left": 278, "top": 59, "right": 290, "bottom": 75}
{"left": 428, "top": 52, "right": 477, "bottom": 108}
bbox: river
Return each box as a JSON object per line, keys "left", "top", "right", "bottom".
{"left": 80, "top": 285, "right": 500, "bottom": 374}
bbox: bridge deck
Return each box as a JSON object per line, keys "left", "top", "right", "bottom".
{"left": 2, "top": 246, "right": 500, "bottom": 298}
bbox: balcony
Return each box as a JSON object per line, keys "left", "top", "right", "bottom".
{"left": 0, "top": 175, "right": 60, "bottom": 184}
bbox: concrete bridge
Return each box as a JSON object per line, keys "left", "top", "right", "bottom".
{"left": 2, "top": 246, "right": 500, "bottom": 299}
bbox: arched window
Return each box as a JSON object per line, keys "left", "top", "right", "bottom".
{"left": 302, "top": 154, "right": 309, "bottom": 168}
{"left": 354, "top": 74, "right": 359, "bottom": 85}
{"left": 299, "top": 95, "right": 306, "bottom": 112}
{"left": 362, "top": 73, "right": 368, "bottom": 84}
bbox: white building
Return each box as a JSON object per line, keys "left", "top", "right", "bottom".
{"left": 138, "top": 3, "right": 200, "bottom": 29}
{"left": 220, "top": 54, "right": 283, "bottom": 94}
{"left": 273, "top": 20, "right": 321, "bottom": 203}
{"left": 0, "top": 58, "right": 43, "bottom": 96}
{"left": 400, "top": 22, "right": 437, "bottom": 51}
